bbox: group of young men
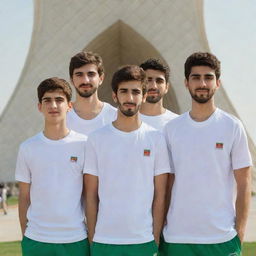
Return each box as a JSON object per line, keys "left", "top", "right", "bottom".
{"left": 15, "top": 51, "right": 252, "bottom": 256}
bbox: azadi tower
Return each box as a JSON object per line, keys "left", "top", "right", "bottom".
{"left": 0, "top": 0, "right": 255, "bottom": 190}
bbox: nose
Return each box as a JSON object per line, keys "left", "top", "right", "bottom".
{"left": 50, "top": 100, "right": 57, "bottom": 108}
{"left": 148, "top": 79, "right": 157, "bottom": 89}
{"left": 126, "top": 92, "right": 134, "bottom": 102}
{"left": 83, "top": 75, "right": 90, "bottom": 83}
{"left": 200, "top": 78, "right": 207, "bottom": 87}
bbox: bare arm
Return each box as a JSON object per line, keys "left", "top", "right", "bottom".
{"left": 165, "top": 173, "right": 175, "bottom": 221}
{"left": 84, "top": 174, "right": 99, "bottom": 244}
{"left": 234, "top": 166, "right": 251, "bottom": 243}
{"left": 18, "top": 182, "right": 31, "bottom": 237}
{"left": 152, "top": 173, "right": 168, "bottom": 245}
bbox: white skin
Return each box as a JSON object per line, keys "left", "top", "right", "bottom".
{"left": 18, "top": 90, "right": 71, "bottom": 236}
{"left": 184, "top": 65, "right": 251, "bottom": 243}
{"left": 140, "top": 69, "right": 169, "bottom": 116}
{"left": 71, "top": 64, "right": 104, "bottom": 120}
{"left": 84, "top": 80, "right": 168, "bottom": 245}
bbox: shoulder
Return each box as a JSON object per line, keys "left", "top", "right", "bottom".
{"left": 215, "top": 108, "right": 244, "bottom": 128}
{"left": 165, "top": 109, "right": 179, "bottom": 119}
{"left": 165, "top": 112, "right": 187, "bottom": 129}
{"left": 19, "top": 133, "right": 42, "bottom": 148}
{"left": 141, "top": 122, "right": 164, "bottom": 139}
{"left": 103, "top": 102, "right": 117, "bottom": 112}
{"left": 68, "top": 130, "right": 88, "bottom": 142}
{"left": 88, "top": 124, "right": 112, "bottom": 140}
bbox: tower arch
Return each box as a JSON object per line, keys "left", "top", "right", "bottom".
{"left": 84, "top": 20, "right": 179, "bottom": 113}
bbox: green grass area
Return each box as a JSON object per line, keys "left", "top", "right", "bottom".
{"left": 0, "top": 241, "right": 21, "bottom": 256}
{"left": 7, "top": 196, "right": 18, "bottom": 206}
{"left": 243, "top": 242, "right": 256, "bottom": 256}
{"left": 0, "top": 241, "right": 255, "bottom": 256}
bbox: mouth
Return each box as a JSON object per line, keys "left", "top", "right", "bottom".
{"left": 147, "top": 90, "right": 159, "bottom": 95}
{"left": 196, "top": 89, "right": 209, "bottom": 93}
{"left": 79, "top": 84, "right": 92, "bottom": 89}
{"left": 123, "top": 103, "right": 136, "bottom": 108}
{"left": 48, "top": 111, "right": 59, "bottom": 115}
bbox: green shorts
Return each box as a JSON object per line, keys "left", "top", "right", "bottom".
{"left": 21, "top": 236, "right": 90, "bottom": 256}
{"left": 91, "top": 240, "right": 158, "bottom": 256}
{"left": 158, "top": 235, "right": 241, "bottom": 256}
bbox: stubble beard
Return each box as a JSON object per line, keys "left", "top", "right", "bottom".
{"left": 189, "top": 88, "right": 215, "bottom": 104}
{"left": 75, "top": 85, "right": 97, "bottom": 98}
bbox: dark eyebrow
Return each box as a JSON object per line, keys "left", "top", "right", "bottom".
{"left": 204, "top": 74, "right": 214, "bottom": 77}
{"left": 132, "top": 89, "right": 141, "bottom": 93}
{"left": 42, "top": 97, "right": 51, "bottom": 100}
{"left": 119, "top": 88, "right": 128, "bottom": 92}
{"left": 190, "top": 74, "right": 200, "bottom": 77}
{"left": 74, "top": 71, "right": 83, "bottom": 75}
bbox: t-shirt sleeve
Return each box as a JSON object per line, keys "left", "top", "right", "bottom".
{"left": 15, "top": 144, "right": 31, "bottom": 183}
{"left": 83, "top": 136, "right": 99, "bottom": 176}
{"left": 154, "top": 133, "right": 171, "bottom": 176}
{"left": 231, "top": 121, "right": 252, "bottom": 170}
{"left": 163, "top": 125, "right": 175, "bottom": 173}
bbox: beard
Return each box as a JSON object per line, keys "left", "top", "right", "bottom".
{"left": 146, "top": 89, "right": 163, "bottom": 103}
{"left": 75, "top": 84, "right": 97, "bottom": 98}
{"left": 189, "top": 88, "right": 215, "bottom": 104}
{"left": 117, "top": 100, "right": 140, "bottom": 117}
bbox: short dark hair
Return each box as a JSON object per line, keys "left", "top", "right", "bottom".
{"left": 111, "top": 65, "right": 147, "bottom": 95}
{"left": 184, "top": 52, "right": 221, "bottom": 80}
{"left": 37, "top": 77, "right": 72, "bottom": 103}
{"left": 69, "top": 51, "right": 104, "bottom": 78}
{"left": 140, "top": 58, "right": 170, "bottom": 82}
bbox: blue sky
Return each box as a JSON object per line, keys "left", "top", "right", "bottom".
{"left": 204, "top": 0, "right": 256, "bottom": 144}
{"left": 0, "top": 0, "right": 33, "bottom": 114}
{"left": 0, "top": 0, "right": 255, "bottom": 144}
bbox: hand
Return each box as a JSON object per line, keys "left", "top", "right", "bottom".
{"left": 236, "top": 229, "right": 245, "bottom": 244}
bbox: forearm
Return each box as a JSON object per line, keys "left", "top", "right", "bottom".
{"left": 85, "top": 197, "right": 99, "bottom": 243}
{"left": 152, "top": 196, "right": 165, "bottom": 244}
{"left": 18, "top": 197, "right": 30, "bottom": 236}
{"left": 235, "top": 183, "right": 251, "bottom": 241}
{"left": 165, "top": 174, "right": 174, "bottom": 220}
{"left": 234, "top": 167, "right": 252, "bottom": 242}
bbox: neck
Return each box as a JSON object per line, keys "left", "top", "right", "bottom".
{"left": 140, "top": 100, "right": 165, "bottom": 116}
{"left": 190, "top": 99, "right": 216, "bottom": 122}
{"left": 43, "top": 121, "right": 69, "bottom": 140}
{"left": 73, "top": 93, "right": 103, "bottom": 120}
{"left": 113, "top": 111, "right": 141, "bottom": 132}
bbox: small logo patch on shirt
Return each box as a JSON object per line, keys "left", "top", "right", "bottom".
{"left": 144, "top": 149, "right": 151, "bottom": 156}
{"left": 216, "top": 142, "right": 224, "bottom": 149}
{"left": 70, "top": 156, "right": 78, "bottom": 162}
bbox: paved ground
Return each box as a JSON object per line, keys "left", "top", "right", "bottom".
{"left": 0, "top": 196, "right": 256, "bottom": 242}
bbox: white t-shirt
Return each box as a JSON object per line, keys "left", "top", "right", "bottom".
{"left": 140, "top": 109, "right": 178, "bottom": 131}
{"left": 15, "top": 130, "right": 87, "bottom": 243}
{"left": 67, "top": 102, "right": 116, "bottom": 136}
{"left": 163, "top": 108, "right": 252, "bottom": 244}
{"left": 84, "top": 122, "right": 170, "bottom": 244}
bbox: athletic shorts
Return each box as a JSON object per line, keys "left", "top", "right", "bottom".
{"left": 90, "top": 240, "right": 158, "bottom": 256}
{"left": 21, "top": 236, "right": 90, "bottom": 256}
{"left": 158, "top": 235, "right": 241, "bottom": 256}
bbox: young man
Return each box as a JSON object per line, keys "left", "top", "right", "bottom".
{"left": 16, "top": 78, "right": 89, "bottom": 256}
{"left": 84, "top": 65, "right": 170, "bottom": 256}
{"left": 140, "top": 58, "right": 178, "bottom": 131}
{"left": 161, "top": 52, "right": 252, "bottom": 256}
{"left": 67, "top": 51, "right": 116, "bottom": 135}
